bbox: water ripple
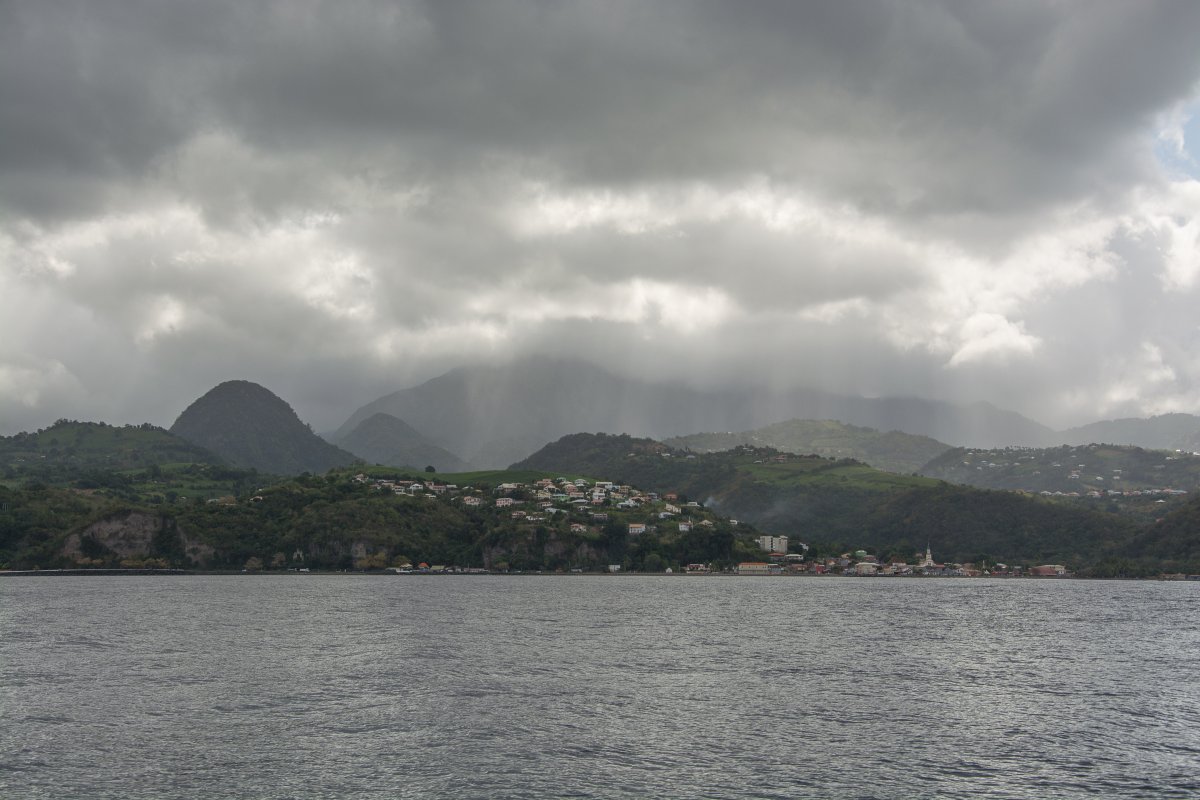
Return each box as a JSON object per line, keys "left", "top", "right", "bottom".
{"left": 1, "top": 575, "right": 1198, "bottom": 799}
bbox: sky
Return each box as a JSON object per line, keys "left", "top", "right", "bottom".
{"left": 3, "top": 0, "right": 1200, "bottom": 436}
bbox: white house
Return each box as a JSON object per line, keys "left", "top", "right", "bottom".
{"left": 756, "top": 535, "right": 788, "bottom": 554}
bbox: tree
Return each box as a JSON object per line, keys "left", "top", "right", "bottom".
{"left": 244, "top": 556, "right": 263, "bottom": 571}
{"left": 424, "top": 465, "right": 436, "bottom": 473}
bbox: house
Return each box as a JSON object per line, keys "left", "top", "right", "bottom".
{"left": 737, "top": 562, "right": 771, "bottom": 575}
{"left": 628, "top": 523, "right": 647, "bottom": 535}
{"left": 495, "top": 497, "right": 516, "bottom": 508}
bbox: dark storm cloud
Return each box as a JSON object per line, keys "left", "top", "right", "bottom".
{"left": 7, "top": 1, "right": 1200, "bottom": 219}
{"left": 3, "top": 1, "right": 1200, "bottom": 433}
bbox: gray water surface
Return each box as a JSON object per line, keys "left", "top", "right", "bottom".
{"left": 2, "top": 575, "right": 1197, "bottom": 798}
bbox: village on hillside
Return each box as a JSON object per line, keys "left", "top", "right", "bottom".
{"left": 349, "top": 472, "right": 1068, "bottom": 578}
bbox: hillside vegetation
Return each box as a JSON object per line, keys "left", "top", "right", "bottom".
{"left": 0, "top": 420, "right": 223, "bottom": 482}
{"left": 514, "top": 433, "right": 1194, "bottom": 575}
{"left": 920, "top": 443, "right": 1200, "bottom": 495}
{"left": 0, "top": 467, "right": 765, "bottom": 574}
{"left": 3, "top": 422, "right": 1197, "bottom": 577}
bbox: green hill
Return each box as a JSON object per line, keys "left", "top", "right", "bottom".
{"left": 0, "top": 466, "right": 764, "bottom": 573}
{"left": 513, "top": 433, "right": 1166, "bottom": 572}
{"left": 919, "top": 443, "right": 1200, "bottom": 497}
{"left": 1123, "top": 494, "right": 1200, "bottom": 573}
{"left": 171, "top": 381, "right": 359, "bottom": 476}
{"left": 0, "top": 420, "right": 222, "bottom": 480}
{"left": 665, "top": 419, "right": 952, "bottom": 474}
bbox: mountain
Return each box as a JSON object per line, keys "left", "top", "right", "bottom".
{"left": 1061, "top": 413, "right": 1200, "bottom": 452}
{"left": 336, "top": 358, "right": 1058, "bottom": 468}
{"left": 339, "top": 413, "right": 474, "bottom": 473}
{"left": 512, "top": 433, "right": 1165, "bottom": 571}
{"left": 665, "top": 419, "right": 952, "bottom": 474}
{"left": 171, "top": 380, "right": 359, "bottom": 475}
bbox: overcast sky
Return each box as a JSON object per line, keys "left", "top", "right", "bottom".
{"left": 3, "top": 0, "right": 1200, "bottom": 435}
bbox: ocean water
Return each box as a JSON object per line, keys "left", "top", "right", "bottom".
{"left": 1, "top": 575, "right": 1197, "bottom": 799}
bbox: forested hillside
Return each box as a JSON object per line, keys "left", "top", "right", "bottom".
{"left": 0, "top": 468, "right": 764, "bottom": 573}
{"left": 514, "top": 433, "right": 1195, "bottom": 575}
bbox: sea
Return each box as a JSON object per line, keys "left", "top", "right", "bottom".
{"left": 1, "top": 575, "right": 1197, "bottom": 799}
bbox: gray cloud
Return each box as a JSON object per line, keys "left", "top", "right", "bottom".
{"left": 3, "top": 1, "right": 1200, "bottom": 435}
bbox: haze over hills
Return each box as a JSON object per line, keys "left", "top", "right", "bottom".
{"left": 336, "top": 358, "right": 1061, "bottom": 469}
{"left": 1061, "top": 414, "right": 1200, "bottom": 452}
{"left": 339, "top": 413, "right": 474, "bottom": 473}
{"left": 171, "top": 380, "right": 360, "bottom": 475}
{"left": 665, "top": 419, "right": 953, "bottom": 474}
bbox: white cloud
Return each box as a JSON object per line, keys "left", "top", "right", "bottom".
{"left": 946, "top": 313, "right": 1041, "bottom": 368}
{"left": 4, "top": 2, "right": 1200, "bottom": 433}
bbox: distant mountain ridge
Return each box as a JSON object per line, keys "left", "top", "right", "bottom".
{"left": 339, "top": 413, "right": 474, "bottom": 473}
{"left": 665, "top": 419, "right": 952, "bottom": 474}
{"left": 171, "top": 380, "right": 359, "bottom": 475}
{"left": 1061, "top": 413, "right": 1200, "bottom": 452}
{"left": 336, "top": 358, "right": 1060, "bottom": 468}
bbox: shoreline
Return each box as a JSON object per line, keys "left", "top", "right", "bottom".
{"left": 2, "top": 568, "right": 1195, "bottom": 580}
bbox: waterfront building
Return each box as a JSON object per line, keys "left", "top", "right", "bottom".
{"left": 756, "top": 535, "right": 788, "bottom": 554}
